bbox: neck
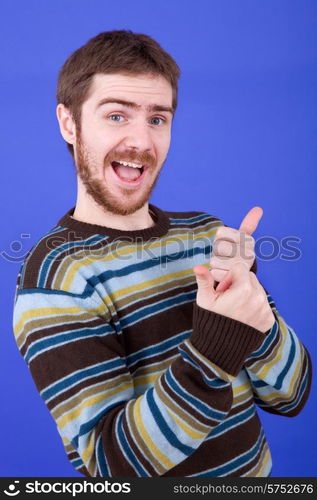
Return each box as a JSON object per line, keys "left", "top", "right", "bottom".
{"left": 72, "top": 189, "right": 154, "bottom": 231}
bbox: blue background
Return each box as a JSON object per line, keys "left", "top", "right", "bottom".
{"left": 1, "top": 0, "right": 316, "bottom": 477}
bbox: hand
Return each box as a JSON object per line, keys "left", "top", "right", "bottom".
{"left": 210, "top": 206, "right": 263, "bottom": 283}
{"left": 193, "top": 262, "right": 275, "bottom": 333}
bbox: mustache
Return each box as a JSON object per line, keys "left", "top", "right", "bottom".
{"left": 104, "top": 149, "right": 156, "bottom": 168}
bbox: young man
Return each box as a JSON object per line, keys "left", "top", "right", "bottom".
{"left": 13, "top": 30, "right": 311, "bottom": 477}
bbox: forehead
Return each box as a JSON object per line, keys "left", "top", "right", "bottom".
{"left": 85, "top": 73, "right": 173, "bottom": 107}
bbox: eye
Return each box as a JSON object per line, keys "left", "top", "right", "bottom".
{"left": 150, "top": 117, "right": 165, "bottom": 126}
{"left": 108, "top": 114, "right": 124, "bottom": 122}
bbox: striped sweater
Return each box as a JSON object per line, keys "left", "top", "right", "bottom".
{"left": 13, "top": 204, "right": 312, "bottom": 477}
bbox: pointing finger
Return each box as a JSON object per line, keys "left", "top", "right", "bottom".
{"left": 239, "top": 206, "right": 263, "bottom": 235}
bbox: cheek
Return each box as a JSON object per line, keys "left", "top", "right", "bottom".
{"left": 158, "top": 131, "right": 171, "bottom": 157}
{"left": 81, "top": 125, "right": 111, "bottom": 156}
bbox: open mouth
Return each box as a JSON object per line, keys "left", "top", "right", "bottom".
{"left": 111, "top": 160, "right": 147, "bottom": 184}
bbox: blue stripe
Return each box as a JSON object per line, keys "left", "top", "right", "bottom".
{"left": 116, "top": 412, "right": 148, "bottom": 477}
{"left": 18, "top": 287, "right": 94, "bottom": 299}
{"left": 90, "top": 245, "right": 212, "bottom": 287}
{"left": 251, "top": 327, "right": 296, "bottom": 391}
{"left": 71, "top": 458, "right": 84, "bottom": 469}
{"left": 165, "top": 368, "right": 226, "bottom": 421}
{"left": 146, "top": 388, "right": 195, "bottom": 455}
{"left": 179, "top": 346, "right": 229, "bottom": 388}
{"left": 275, "top": 328, "right": 296, "bottom": 390}
{"left": 279, "top": 368, "right": 309, "bottom": 413}
{"left": 20, "top": 226, "right": 66, "bottom": 288}
{"left": 250, "top": 379, "right": 267, "bottom": 388}
{"left": 206, "top": 405, "right": 255, "bottom": 439}
{"left": 41, "top": 358, "right": 124, "bottom": 401}
{"left": 194, "top": 429, "right": 266, "bottom": 477}
{"left": 79, "top": 400, "right": 127, "bottom": 437}
{"left": 121, "top": 291, "right": 196, "bottom": 328}
{"left": 126, "top": 330, "right": 191, "bottom": 367}
{"left": 20, "top": 245, "right": 211, "bottom": 301}
{"left": 38, "top": 234, "right": 106, "bottom": 288}
{"left": 25, "top": 324, "right": 112, "bottom": 364}
{"left": 255, "top": 366, "right": 309, "bottom": 414}
{"left": 169, "top": 214, "right": 216, "bottom": 225}
{"left": 96, "top": 434, "right": 110, "bottom": 476}
{"left": 247, "top": 320, "right": 279, "bottom": 359}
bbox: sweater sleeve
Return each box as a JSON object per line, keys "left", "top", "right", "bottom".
{"left": 244, "top": 289, "right": 312, "bottom": 417}
{"left": 13, "top": 285, "right": 265, "bottom": 477}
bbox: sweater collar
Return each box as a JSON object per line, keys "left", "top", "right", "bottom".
{"left": 57, "top": 203, "right": 170, "bottom": 242}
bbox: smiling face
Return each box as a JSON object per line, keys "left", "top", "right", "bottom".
{"left": 67, "top": 73, "right": 173, "bottom": 216}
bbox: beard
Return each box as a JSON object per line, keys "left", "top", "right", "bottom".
{"left": 74, "top": 135, "right": 164, "bottom": 216}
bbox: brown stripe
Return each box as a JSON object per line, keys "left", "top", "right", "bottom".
{"left": 155, "top": 377, "right": 211, "bottom": 434}
{"left": 256, "top": 351, "right": 311, "bottom": 415}
{"left": 241, "top": 441, "right": 270, "bottom": 477}
{"left": 47, "top": 365, "right": 129, "bottom": 409}
{"left": 115, "top": 275, "right": 196, "bottom": 313}
{"left": 129, "top": 350, "right": 179, "bottom": 376}
{"left": 161, "top": 359, "right": 232, "bottom": 428}
{"left": 18, "top": 311, "right": 104, "bottom": 351}
{"left": 51, "top": 373, "right": 133, "bottom": 419}
{"left": 48, "top": 237, "right": 108, "bottom": 289}
{"left": 29, "top": 334, "right": 125, "bottom": 390}
{"left": 163, "top": 412, "right": 263, "bottom": 476}
{"left": 121, "top": 301, "right": 194, "bottom": 353}
{"left": 21, "top": 228, "right": 72, "bottom": 289}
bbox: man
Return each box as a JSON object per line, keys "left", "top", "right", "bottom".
{"left": 13, "top": 30, "right": 311, "bottom": 477}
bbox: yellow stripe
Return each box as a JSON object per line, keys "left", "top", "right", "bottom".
{"left": 81, "top": 429, "right": 96, "bottom": 464}
{"left": 133, "top": 397, "right": 175, "bottom": 469}
{"left": 166, "top": 408, "right": 206, "bottom": 440}
{"left": 233, "top": 382, "right": 250, "bottom": 397}
{"left": 57, "top": 381, "right": 133, "bottom": 428}
{"left": 112, "top": 269, "right": 192, "bottom": 301}
{"left": 256, "top": 446, "right": 271, "bottom": 477}
{"left": 14, "top": 303, "right": 107, "bottom": 339}
{"left": 62, "top": 227, "right": 218, "bottom": 291}
{"left": 14, "top": 306, "right": 84, "bottom": 338}
{"left": 255, "top": 354, "right": 302, "bottom": 403}
{"left": 256, "top": 318, "right": 288, "bottom": 378}
{"left": 187, "top": 341, "right": 235, "bottom": 383}
{"left": 134, "top": 373, "right": 161, "bottom": 387}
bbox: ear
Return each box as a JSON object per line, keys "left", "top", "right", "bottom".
{"left": 56, "top": 104, "right": 76, "bottom": 145}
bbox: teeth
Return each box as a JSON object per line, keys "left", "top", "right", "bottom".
{"left": 117, "top": 160, "right": 143, "bottom": 169}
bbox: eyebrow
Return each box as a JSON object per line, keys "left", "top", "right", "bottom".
{"left": 96, "top": 98, "right": 174, "bottom": 115}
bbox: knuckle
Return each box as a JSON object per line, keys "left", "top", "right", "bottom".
{"left": 220, "top": 240, "right": 235, "bottom": 257}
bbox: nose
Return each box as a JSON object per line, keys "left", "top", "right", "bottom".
{"left": 123, "top": 119, "right": 153, "bottom": 152}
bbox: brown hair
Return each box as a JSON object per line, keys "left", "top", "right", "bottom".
{"left": 56, "top": 30, "right": 180, "bottom": 157}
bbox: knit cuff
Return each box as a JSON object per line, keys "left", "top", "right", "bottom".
{"left": 190, "top": 303, "right": 267, "bottom": 376}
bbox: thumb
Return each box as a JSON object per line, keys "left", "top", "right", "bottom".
{"left": 239, "top": 206, "right": 263, "bottom": 235}
{"left": 193, "top": 265, "right": 216, "bottom": 296}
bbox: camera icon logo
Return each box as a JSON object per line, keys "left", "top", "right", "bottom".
{"left": 4, "top": 481, "right": 20, "bottom": 496}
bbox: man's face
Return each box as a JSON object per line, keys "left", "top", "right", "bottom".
{"left": 74, "top": 73, "right": 173, "bottom": 216}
